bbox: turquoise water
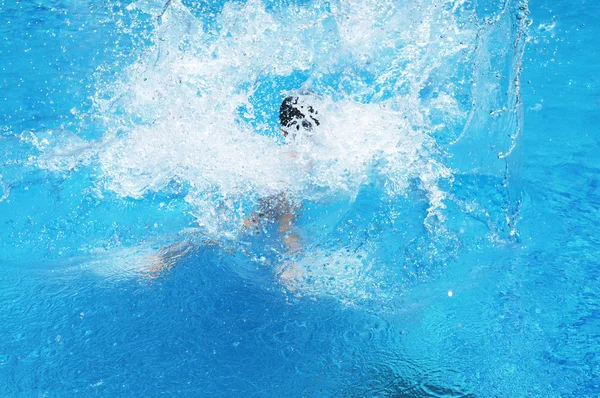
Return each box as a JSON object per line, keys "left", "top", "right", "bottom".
{"left": 1, "top": 0, "right": 599, "bottom": 396}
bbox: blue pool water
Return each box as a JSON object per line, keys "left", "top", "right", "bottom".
{"left": 1, "top": 0, "right": 599, "bottom": 396}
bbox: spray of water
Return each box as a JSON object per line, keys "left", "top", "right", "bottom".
{"left": 26, "top": 0, "right": 527, "bottom": 303}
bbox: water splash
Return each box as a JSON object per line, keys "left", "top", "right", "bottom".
{"left": 21, "top": 0, "right": 528, "bottom": 303}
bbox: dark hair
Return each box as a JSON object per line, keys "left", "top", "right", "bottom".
{"left": 279, "top": 96, "right": 320, "bottom": 133}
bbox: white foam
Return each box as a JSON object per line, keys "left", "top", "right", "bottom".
{"left": 27, "top": 0, "right": 525, "bottom": 301}
{"left": 83, "top": 0, "right": 478, "bottom": 239}
{"left": 277, "top": 248, "right": 381, "bottom": 306}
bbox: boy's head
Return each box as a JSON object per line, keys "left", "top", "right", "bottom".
{"left": 279, "top": 94, "right": 320, "bottom": 138}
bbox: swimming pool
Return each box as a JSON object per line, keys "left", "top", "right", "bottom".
{"left": 1, "top": 0, "right": 598, "bottom": 396}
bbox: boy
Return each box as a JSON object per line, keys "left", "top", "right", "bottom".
{"left": 243, "top": 93, "right": 321, "bottom": 253}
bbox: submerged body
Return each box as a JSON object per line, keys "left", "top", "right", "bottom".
{"left": 151, "top": 92, "right": 320, "bottom": 276}
{"left": 243, "top": 192, "right": 301, "bottom": 251}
